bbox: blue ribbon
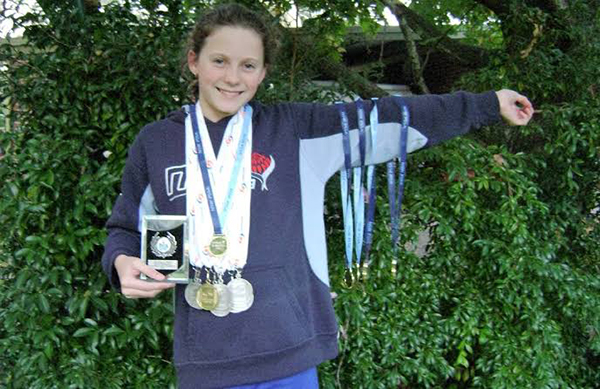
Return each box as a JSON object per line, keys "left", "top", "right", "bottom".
{"left": 363, "top": 98, "right": 379, "bottom": 263}
{"left": 353, "top": 99, "right": 367, "bottom": 266}
{"left": 336, "top": 103, "right": 354, "bottom": 271}
{"left": 387, "top": 97, "right": 410, "bottom": 254}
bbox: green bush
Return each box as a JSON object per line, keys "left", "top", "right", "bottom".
{"left": 0, "top": 3, "right": 188, "bottom": 387}
{"left": 1, "top": 1, "right": 599, "bottom": 388}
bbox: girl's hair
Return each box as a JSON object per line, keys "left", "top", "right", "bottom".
{"left": 184, "top": 3, "right": 279, "bottom": 100}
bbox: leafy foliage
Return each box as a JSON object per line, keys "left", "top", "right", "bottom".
{"left": 1, "top": 0, "right": 599, "bottom": 388}
{"left": 0, "top": 2, "right": 188, "bottom": 387}
{"left": 408, "top": 0, "right": 504, "bottom": 49}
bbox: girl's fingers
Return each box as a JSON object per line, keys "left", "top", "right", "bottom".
{"left": 121, "top": 277, "right": 175, "bottom": 292}
{"left": 132, "top": 260, "right": 167, "bottom": 281}
{"left": 116, "top": 255, "right": 175, "bottom": 298}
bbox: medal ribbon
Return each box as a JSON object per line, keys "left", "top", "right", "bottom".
{"left": 336, "top": 103, "right": 354, "bottom": 272}
{"left": 189, "top": 103, "right": 252, "bottom": 234}
{"left": 363, "top": 99, "right": 379, "bottom": 263}
{"left": 185, "top": 102, "right": 252, "bottom": 273}
{"left": 353, "top": 99, "right": 367, "bottom": 266}
{"left": 387, "top": 97, "right": 410, "bottom": 255}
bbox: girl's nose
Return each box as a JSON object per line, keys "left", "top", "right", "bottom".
{"left": 223, "top": 66, "right": 240, "bottom": 85}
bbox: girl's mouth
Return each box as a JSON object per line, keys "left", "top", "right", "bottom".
{"left": 217, "top": 87, "right": 243, "bottom": 97}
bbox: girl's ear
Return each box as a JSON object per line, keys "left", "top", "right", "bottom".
{"left": 187, "top": 50, "right": 198, "bottom": 75}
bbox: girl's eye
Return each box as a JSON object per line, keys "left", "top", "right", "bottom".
{"left": 213, "top": 58, "right": 224, "bottom": 65}
{"left": 244, "top": 63, "right": 256, "bottom": 70}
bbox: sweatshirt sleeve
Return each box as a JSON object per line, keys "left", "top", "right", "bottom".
{"left": 400, "top": 90, "right": 500, "bottom": 146}
{"left": 101, "top": 132, "right": 151, "bottom": 291}
{"left": 293, "top": 91, "right": 501, "bottom": 182}
{"left": 292, "top": 91, "right": 500, "bottom": 143}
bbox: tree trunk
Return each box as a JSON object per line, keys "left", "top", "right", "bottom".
{"left": 397, "top": 11, "right": 430, "bottom": 94}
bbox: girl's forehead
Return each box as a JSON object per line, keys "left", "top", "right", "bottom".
{"left": 203, "top": 26, "right": 264, "bottom": 60}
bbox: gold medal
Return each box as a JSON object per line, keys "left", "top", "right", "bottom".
{"left": 208, "top": 234, "right": 228, "bottom": 257}
{"left": 197, "top": 283, "right": 219, "bottom": 310}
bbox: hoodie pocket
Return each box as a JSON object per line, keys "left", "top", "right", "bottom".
{"left": 184, "top": 266, "right": 311, "bottom": 362}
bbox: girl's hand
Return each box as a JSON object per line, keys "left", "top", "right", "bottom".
{"left": 114, "top": 254, "right": 175, "bottom": 298}
{"left": 496, "top": 89, "right": 534, "bottom": 126}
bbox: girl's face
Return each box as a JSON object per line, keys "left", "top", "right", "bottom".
{"left": 188, "top": 26, "right": 266, "bottom": 122}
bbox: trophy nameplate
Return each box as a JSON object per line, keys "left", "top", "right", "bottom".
{"left": 140, "top": 215, "right": 189, "bottom": 283}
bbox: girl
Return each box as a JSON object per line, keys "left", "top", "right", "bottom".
{"left": 102, "top": 3, "right": 533, "bottom": 388}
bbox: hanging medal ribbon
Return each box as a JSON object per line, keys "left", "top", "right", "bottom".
{"left": 362, "top": 98, "right": 379, "bottom": 279}
{"left": 353, "top": 99, "right": 367, "bottom": 275}
{"left": 336, "top": 103, "right": 355, "bottom": 287}
{"left": 387, "top": 96, "right": 410, "bottom": 276}
{"left": 337, "top": 100, "right": 369, "bottom": 286}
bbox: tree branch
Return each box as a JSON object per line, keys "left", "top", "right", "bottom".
{"left": 382, "top": 0, "right": 490, "bottom": 68}
{"left": 250, "top": 2, "right": 389, "bottom": 98}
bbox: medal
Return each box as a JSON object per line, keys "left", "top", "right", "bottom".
{"left": 210, "top": 283, "right": 231, "bottom": 317}
{"left": 228, "top": 277, "right": 254, "bottom": 313}
{"left": 185, "top": 282, "right": 202, "bottom": 310}
{"left": 197, "top": 283, "right": 219, "bottom": 311}
{"left": 208, "top": 234, "right": 228, "bottom": 257}
{"left": 150, "top": 231, "right": 177, "bottom": 258}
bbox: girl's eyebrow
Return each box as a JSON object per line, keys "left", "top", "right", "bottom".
{"left": 208, "top": 52, "right": 261, "bottom": 62}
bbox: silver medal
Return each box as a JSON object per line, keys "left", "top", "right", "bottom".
{"left": 184, "top": 282, "right": 202, "bottom": 310}
{"left": 228, "top": 278, "right": 254, "bottom": 313}
{"left": 210, "top": 284, "right": 231, "bottom": 317}
{"left": 150, "top": 231, "right": 177, "bottom": 258}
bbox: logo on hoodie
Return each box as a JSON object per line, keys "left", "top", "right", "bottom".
{"left": 165, "top": 164, "right": 186, "bottom": 201}
{"left": 251, "top": 152, "right": 275, "bottom": 191}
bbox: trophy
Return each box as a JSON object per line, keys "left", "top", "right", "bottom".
{"left": 140, "top": 215, "right": 189, "bottom": 283}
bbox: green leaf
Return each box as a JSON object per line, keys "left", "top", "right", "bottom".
{"left": 38, "top": 294, "right": 51, "bottom": 314}
{"left": 104, "top": 326, "right": 124, "bottom": 336}
{"left": 73, "top": 327, "right": 95, "bottom": 338}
